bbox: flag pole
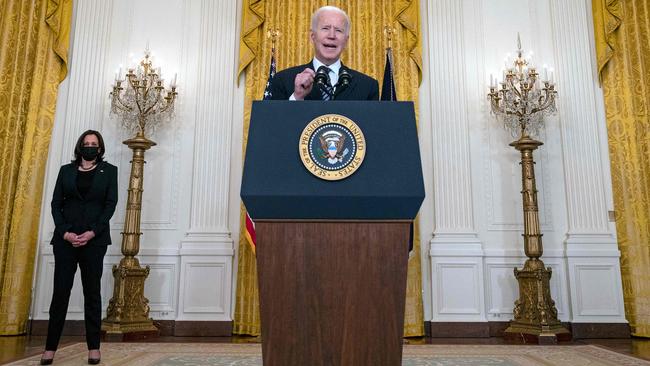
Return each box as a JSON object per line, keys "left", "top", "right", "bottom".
{"left": 267, "top": 27, "right": 281, "bottom": 56}
{"left": 381, "top": 25, "right": 397, "bottom": 102}
{"left": 384, "top": 25, "right": 395, "bottom": 54}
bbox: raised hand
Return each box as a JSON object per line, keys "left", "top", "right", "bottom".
{"left": 293, "top": 68, "right": 316, "bottom": 100}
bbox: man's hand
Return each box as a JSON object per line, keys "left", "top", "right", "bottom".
{"left": 71, "top": 231, "right": 96, "bottom": 247}
{"left": 293, "top": 68, "right": 316, "bottom": 100}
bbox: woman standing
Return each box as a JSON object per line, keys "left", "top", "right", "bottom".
{"left": 41, "top": 130, "right": 118, "bottom": 365}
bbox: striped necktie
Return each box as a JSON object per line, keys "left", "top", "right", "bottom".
{"left": 318, "top": 67, "right": 333, "bottom": 101}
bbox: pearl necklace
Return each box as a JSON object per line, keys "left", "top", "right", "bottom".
{"left": 79, "top": 163, "right": 96, "bottom": 171}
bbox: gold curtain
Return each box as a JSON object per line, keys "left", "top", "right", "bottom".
{"left": 0, "top": 0, "right": 72, "bottom": 334}
{"left": 593, "top": 0, "right": 650, "bottom": 337}
{"left": 234, "top": 0, "right": 424, "bottom": 337}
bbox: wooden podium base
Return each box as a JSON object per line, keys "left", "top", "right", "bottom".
{"left": 256, "top": 221, "right": 410, "bottom": 366}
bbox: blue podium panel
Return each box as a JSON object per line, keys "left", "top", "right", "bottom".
{"left": 241, "top": 101, "right": 424, "bottom": 220}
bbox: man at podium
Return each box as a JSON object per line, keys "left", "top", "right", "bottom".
{"left": 269, "top": 6, "right": 379, "bottom": 101}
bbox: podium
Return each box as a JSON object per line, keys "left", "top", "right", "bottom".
{"left": 241, "top": 101, "right": 424, "bottom": 366}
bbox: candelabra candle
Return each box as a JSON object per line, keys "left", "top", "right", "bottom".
{"left": 110, "top": 52, "right": 178, "bottom": 136}
{"left": 488, "top": 35, "right": 557, "bottom": 138}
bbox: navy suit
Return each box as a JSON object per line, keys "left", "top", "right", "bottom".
{"left": 269, "top": 62, "right": 379, "bottom": 101}
{"left": 46, "top": 161, "right": 118, "bottom": 351}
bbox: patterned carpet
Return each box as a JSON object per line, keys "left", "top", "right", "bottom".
{"left": 6, "top": 343, "right": 650, "bottom": 365}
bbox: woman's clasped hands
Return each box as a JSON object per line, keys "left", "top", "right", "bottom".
{"left": 63, "top": 231, "right": 95, "bottom": 247}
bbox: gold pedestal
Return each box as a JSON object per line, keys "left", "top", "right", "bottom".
{"left": 504, "top": 136, "right": 571, "bottom": 344}
{"left": 101, "top": 133, "right": 158, "bottom": 338}
{"left": 102, "top": 260, "right": 158, "bottom": 334}
{"left": 504, "top": 259, "right": 571, "bottom": 343}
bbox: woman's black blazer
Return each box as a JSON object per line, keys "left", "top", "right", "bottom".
{"left": 50, "top": 161, "right": 118, "bottom": 246}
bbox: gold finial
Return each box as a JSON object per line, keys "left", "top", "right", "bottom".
{"left": 267, "top": 27, "right": 281, "bottom": 51}
{"left": 384, "top": 25, "right": 396, "bottom": 50}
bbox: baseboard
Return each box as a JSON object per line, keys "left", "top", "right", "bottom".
{"left": 422, "top": 321, "right": 509, "bottom": 338}
{"left": 173, "top": 321, "right": 233, "bottom": 337}
{"left": 570, "top": 323, "right": 631, "bottom": 339}
{"left": 31, "top": 320, "right": 630, "bottom": 339}
{"left": 424, "top": 321, "right": 630, "bottom": 339}
{"left": 30, "top": 320, "right": 232, "bottom": 337}
{"left": 31, "top": 319, "right": 87, "bottom": 336}
{"left": 426, "top": 322, "right": 491, "bottom": 338}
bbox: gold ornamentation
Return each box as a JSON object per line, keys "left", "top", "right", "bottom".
{"left": 507, "top": 258, "right": 568, "bottom": 339}
{"left": 488, "top": 37, "right": 570, "bottom": 342}
{"left": 487, "top": 34, "right": 557, "bottom": 139}
{"left": 102, "top": 264, "right": 153, "bottom": 332}
{"left": 102, "top": 134, "right": 158, "bottom": 335}
{"left": 267, "top": 27, "right": 281, "bottom": 50}
{"left": 102, "top": 51, "right": 178, "bottom": 335}
{"left": 299, "top": 114, "right": 366, "bottom": 181}
{"left": 384, "top": 25, "right": 396, "bottom": 50}
{"left": 110, "top": 50, "right": 177, "bottom": 137}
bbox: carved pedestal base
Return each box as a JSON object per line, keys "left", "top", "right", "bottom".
{"left": 101, "top": 261, "right": 159, "bottom": 337}
{"left": 504, "top": 259, "right": 571, "bottom": 344}
{"left": 102, "top": 329, "right": 160, "bottom": 342}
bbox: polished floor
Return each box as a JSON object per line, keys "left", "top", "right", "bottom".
{"left": 1, "top": 335, "right": 649, "bottom": 364}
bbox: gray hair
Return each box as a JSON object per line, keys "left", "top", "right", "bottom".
{"left": 311, "top": 6, "right": 351, "bottom": 35}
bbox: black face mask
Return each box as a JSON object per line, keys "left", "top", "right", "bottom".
{"left": 80, "top": 146, "right": 100, "bottom": 161}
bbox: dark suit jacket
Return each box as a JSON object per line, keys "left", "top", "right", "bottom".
{"left": 50, "top": 161, "right": 118, "bottom": 246}
{"left": 268, "top": 62, "right": 379, "bottom": 101}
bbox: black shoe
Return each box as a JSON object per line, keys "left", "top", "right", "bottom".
{"left": 40, "top": 351, "right": 55, "bottom": 365}
{"left": 88, "top": 349, "right": 101, "bottom": 364}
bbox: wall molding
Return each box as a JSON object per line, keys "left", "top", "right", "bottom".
{"left": 424, "top": 321, "right": 629, "bottom": 339}
{"left": 30, "top": 320, "right": 629, "bottom": 339}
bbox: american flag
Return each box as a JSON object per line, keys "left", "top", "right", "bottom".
{"left": 262, "top": 50, "right": 276, "bottom": 100}
{"left": 381, "top": 47, "right": 397, "bottom": 101}
{"left": 380, "top": 47, "right": 412, "bottom": 253}
{"left": 244, "top": 211, "right": 256, "bottom": 253}
{"left": 245, "top": 49, "right": 278, "bottom": 253}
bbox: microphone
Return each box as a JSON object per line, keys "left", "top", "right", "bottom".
{"left": 315, "top": 66, "right": 331, "bottom": 86}
{"left": 338, "top": 68, "right": 352, "bottom": 87}
{"left": 333, "top": 67, "right": 352, "bottom": 99}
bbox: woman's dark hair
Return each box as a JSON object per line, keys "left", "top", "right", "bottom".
{"left": 72, "top": 129, "right": 106, "bottom": 165}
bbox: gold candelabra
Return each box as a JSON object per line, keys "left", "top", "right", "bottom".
{"left": 487, "top": 35, "right": 570, "bottom": 343}
{"left": 102, "top": 48, "right": 178, "bottom": 337}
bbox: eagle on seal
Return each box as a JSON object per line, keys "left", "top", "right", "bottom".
{"left": 319, "top": 130, "right": 346, "bottom": 164}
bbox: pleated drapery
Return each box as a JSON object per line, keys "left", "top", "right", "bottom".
{"left": 593, "top": 0, "right": 650, "bottom": 337}
{"left": 0, "top": 0, "right": 73, "bottom": 334}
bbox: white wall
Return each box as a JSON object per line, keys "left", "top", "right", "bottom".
{"left": 32, "top": 0, "right": 626, "bottom": 327}
{"left": 418, "top": 0, "right": 625, "bottom": 324}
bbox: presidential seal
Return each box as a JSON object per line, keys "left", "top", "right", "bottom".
{"left": 299, "top": 114, "right": 366, "bottom": 181}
